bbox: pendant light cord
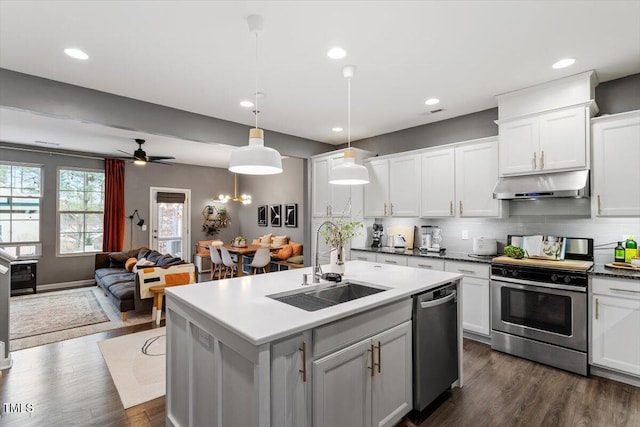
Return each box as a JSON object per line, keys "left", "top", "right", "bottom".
{"left": 254, "top": 31, "right": 259, "bottom": 129}
{"left": 347, "top": 76, "right": 351, "bottom": 148}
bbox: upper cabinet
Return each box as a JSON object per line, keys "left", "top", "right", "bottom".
{"left": 496, "top": 70, "right": 598, "bottom": 177}
{"left": 364, "top": 155, "right": 420, "bottom": 218}
{"left": 420, "top": 137, "right": 501, "bottom": 218}
{"left": 312, "top": 148, "right": 372, "bottom": 218}
{"left": 592, "top": 110, "right": 640, "bottom": 217}
{"left": 498, "top": 105, "right": 589, "bottom": 176}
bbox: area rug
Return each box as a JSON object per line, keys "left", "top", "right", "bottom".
{"left": 10, "top": 288, "right": 109, "bottom": 340}
{"left": 98, "top": 327, "right": 166, "bottom": 409}
{"left": 10, "top": 287, "right": 158, "bottom": 351}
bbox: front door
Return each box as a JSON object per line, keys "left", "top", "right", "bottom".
{"left": 149, "top": 187, "right": 190, "bottom": 260}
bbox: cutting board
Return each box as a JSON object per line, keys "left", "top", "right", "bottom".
{"left": 388, "top": 225, "right": 415, "bottom": 249}
{"left": 492, "top": 256, "right": 594, "bottom": 271}
{"left": 606, "top": 262, "right": 640, "bottom": 271}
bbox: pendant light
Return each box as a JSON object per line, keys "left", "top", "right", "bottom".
{"left": 229, "top": 14, "right": 283, "bottom": 175}
{"left": 329, "top": 65, "right": 370, "bottom": 185}
{"left": 218, "top": 174, "right": 252, "bottom": 204}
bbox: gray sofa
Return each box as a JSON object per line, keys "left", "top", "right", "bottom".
{"left": 94, "top": 247, "right": 187, "bottom": 320}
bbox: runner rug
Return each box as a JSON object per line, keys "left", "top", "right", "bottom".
{"left": 98, "top": 327, "right": 166, "bottom": 409}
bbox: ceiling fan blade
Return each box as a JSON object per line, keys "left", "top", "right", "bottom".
{"left": 148, "top": 156, "right": 176, "bottom": 161}
{"left": 149, "top": 160, "right": 174, "bottom": 165}
{"left": 117, "top": 149, "right": 133, "bottom": 156}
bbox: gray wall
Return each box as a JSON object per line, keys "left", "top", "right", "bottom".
{"left": 236, "top": 157, "right": 305, "bottom": 245}
{"left": 0, "top": 146, "right": 105, "bottom": 285}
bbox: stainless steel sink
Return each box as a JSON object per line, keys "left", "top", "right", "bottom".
{"left": 269, "top": 281, "right": 387, "bottom": 311}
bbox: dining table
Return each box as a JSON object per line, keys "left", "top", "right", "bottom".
{"left": 222, "top": 244, "right": 276, "bottom": 277}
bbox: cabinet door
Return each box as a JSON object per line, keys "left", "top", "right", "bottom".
{"left": 460, "top": 277, "right": 490, "bottom": 336}
{"left": 538, "top": 106, "right": 587, "bottom": 172}
{"left": 389, "top": 156, "right": 420, "bottom": 217}
{"left": 455, "top": 139, "right": 500, "bottom": 217}
{"left": 313, "top": 339, "right": 372, "bottom": 427}
{"left": 592, "top": 295, "right": 640, "bottom": 375}
{"left": 364, "top": 159, "right": 389, "bottom": 218}
{"left": 312, "top": 158, "right": 330, "bottom": 217}
{"left": 498, "top": 117, "right": 538, "bottom": 176}
{"left": 330, "top": 153, "right": 352, "bottom": 217}
{"left": 272, "top": 331, "right": 312, "bottom": 427}
{"left": 372, "top": 321, "right": 413, "bottom": 427}
{"left": 420, "top": 148, "right": 455, "bottom": 217}
{"left": 593, "top": 111, "right": 640, "bottom": 217}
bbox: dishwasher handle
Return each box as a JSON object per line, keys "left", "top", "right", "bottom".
{"left": 419, "top": 291, "right": 456, "bottom": 309}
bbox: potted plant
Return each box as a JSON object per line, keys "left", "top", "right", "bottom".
{"left": 319, "top": 218, "right": 364, "bottom": 274}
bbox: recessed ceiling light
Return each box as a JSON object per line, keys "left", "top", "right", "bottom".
{"left": 425, "top": 98, "right": 440, "bottom": 106}
{"left": 552, "top": 58, "right": 575, "bottom": 69}
{"left": 327, "top": 47, "right": 347, "bottom": 59}
{"left": 332, "top": 127, "right": 343, "bottom": 132}
{"left": 64, "top": 48, "right": 89, "bottom": 60}
{"left": 240, "top": 100, "right": 254, "bottom": 108}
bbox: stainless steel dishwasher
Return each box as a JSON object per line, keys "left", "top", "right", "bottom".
{"left": 412, "top": 282, "right": 458, "bottom": 411}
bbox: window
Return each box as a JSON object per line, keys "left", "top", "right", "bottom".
{"left": 58, "top": 168, "right": 105, "bottom": 255}
{"left": 0, "top": 163, "right": 42, "bottom": 256}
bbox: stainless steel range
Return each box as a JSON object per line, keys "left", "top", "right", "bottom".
{"left": 491, "top": 236, "right": 594, "bottom": 376}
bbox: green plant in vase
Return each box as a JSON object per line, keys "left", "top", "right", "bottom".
{"left": 319, "top": 218, "right": 364, "bottom": 273}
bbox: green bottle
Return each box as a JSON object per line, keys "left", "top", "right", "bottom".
{"left": 625, "top": 235, "right": 638, "bottom": 263}
{"left": 614, "top": 242, "right": 625, "bottom": 263}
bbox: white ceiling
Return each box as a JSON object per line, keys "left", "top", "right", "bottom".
{"left": 1, "top": 1, "right": 639, "bottom": 166}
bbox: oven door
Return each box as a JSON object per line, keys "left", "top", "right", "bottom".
{"left": 491, "top": 278, "right": 587, "bottom": 352}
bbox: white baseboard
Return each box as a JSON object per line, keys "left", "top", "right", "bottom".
{"left": 590, "top": 365, "right": 640, "bottom": 388}
{"left": 37, "top": 279, "right": 95, "bottom": 292}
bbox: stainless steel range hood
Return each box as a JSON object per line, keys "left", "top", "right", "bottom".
{"left": 493, "top": 170, "right": 590, "bottom": 200}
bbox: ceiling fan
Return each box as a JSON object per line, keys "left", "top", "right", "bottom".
{"left": 117, "top": 138, "right": 175, "bottom": 165}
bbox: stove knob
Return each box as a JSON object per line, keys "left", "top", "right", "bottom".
{"left": 551, "top": 274, "right": 558, "bottom": 282}
{"left": 564, "top": 276, "right": 572, "bottom": 284}
{"left": 512, "top": 270, "right": 519, "bottom": 278}
{"left": 500, "top": 268, "right": 508, "bottom": 276}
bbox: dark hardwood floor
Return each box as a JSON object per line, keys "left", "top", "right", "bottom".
{"left": 1, "top": 326, "right": 638, "bottom": 426}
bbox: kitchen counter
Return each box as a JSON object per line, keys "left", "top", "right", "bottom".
{"left": 351, "top": 246, "right": 494, "bottom": 264}
{"left": 591, "top": 264, "right": 640, "bottom": 280}
{"left": 166, "top": 260, "right": 463, "bottom": 346}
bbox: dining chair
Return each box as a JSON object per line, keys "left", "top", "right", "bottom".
{"left": 209, "top": 244, "right": 224, "bottom": 280}
{"left": 248, "top": 247, "right": 271, "bottom": 275}
{"left": 219, "top": 246, "right": 237, "bottom": 278}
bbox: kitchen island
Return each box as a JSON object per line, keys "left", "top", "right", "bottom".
{"left": 165, "top": 260, "right": 463, "bottom": 427}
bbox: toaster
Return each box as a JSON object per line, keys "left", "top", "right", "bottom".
{"left": 472, "top": 237, "right": 497, "bottom": 255}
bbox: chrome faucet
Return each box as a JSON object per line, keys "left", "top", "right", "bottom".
{"left": 312, "top": 220, "right": 340, "bottom": 284}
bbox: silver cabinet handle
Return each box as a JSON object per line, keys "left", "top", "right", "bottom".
{"left": 533, "top": 152, "right": 537, "bottom": 170}
{"left": 540, "top": 150, "right": 544, "bottom": 169}
{"left": 357, "top": 256, "right": 368, "bottom": 261}
{"left": 299, "top": 341, "right": 307, "bottom": 382}
{"left": 390, "top": 203, "right": 394, "bottom": 216}
{"left": 417, "top": 264, "right": 433, "bottom": 268}
{"left": 610, "top": 288, "right": 640, "bottom": 294}
{"left": 376, "top": 341, "right": 381, "bottom": 374}
{"left": 597, "top": 195, "right": 602, "bottom": 215}
{"left": 458, "top": 269, "right": 476, "bottom": 274}
{"left": 384, "top": 260, "right": 397, "bottom": 264}
{"left": 459, "top": 200, "right": 463, "bottom": 216}
{"left": 383, "top": 203, "right": 387, "bottom": 216}
{"left": 450, "top": 201, "right": 453, "bottom": 216}
{"left": 595, "top": 298, "right": 599, "bottom": 320}
{"left": 368, "top": 343, "right": 375, "bottom": 377}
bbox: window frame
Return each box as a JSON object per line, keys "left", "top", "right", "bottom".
{"left": 0, "top": 161, "right": 43, "bottom": 259}
{"left": 56, "top": 166, "right": 106, "bottom": 257}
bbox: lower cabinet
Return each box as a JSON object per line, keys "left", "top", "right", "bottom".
{"left": 271, "top": 331, "right": 312, "bottom": 427}
{"left": 312, "top": 321, "right": 413, "bottom": 427}
{"left": 445, "top": 261, "right": 491, "bottom": 337}
{"left": 591, "top": 277, "right": 640, "bottom": 377}
{"left": 351, "top": 250, "right": 377, "bottom": 262}
{"left": 375, "top": 253, "right": 409, "bottom": 266}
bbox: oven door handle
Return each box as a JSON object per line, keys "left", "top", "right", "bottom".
{"left": 490, "top": 276, "right": 586, "bottom": 293}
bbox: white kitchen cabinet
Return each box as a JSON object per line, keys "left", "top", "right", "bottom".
{"left": 445, "top": 261, "right": 491, "bottom": 337}
{"left": 313, "top": 321, "right": 412, "bottom": 427}
{"left": 420, "top": 148, "right": 455, "bottom": 217}
{"left": 455, "top": 139, "right": 500, "bottom": 217}
{"left": 592, "top": 110, "right": 640, "bottom": 217}
{"left": 421, "top": 138, "right": 501, "bottom": 218}
{"left": 364, "top": 155, "right": 420, "bottom": 218}
{"left": 406, "top": 257, "right": 445, "bottom": 271}
{"left": 499, "top": 105, "right": 590, "bottom": 176}
{"left": 272, "top": 331, "right": 312, "bottom": 427}
{"left": 312, "top": 149, "right": 371, "bottom": 218}
{"left": 591, "top": 277, "right": 640, "bottom": 377}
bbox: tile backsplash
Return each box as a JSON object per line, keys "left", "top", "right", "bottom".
{"left": 363, "top": 214, "right": 640, "bottom": 265}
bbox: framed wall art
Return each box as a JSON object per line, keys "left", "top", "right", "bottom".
{"left": 284, "top": 203, "right": 298, "bottom": 228}
{"left": 257, "top": 205, "right": 267, "bottom": 226}
{"left": 270, "top": 204, "right": 282, "bottom": 227}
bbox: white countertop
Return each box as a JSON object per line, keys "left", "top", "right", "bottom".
{"left": 166, "top": 260, "right": 463, "bottom": 346}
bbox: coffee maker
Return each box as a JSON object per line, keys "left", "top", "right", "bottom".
{"left": 419, "top": 226, "right": 433, "bottom": 251}
{"left": 371, "top": 223, "right": 383, "bottom": 248}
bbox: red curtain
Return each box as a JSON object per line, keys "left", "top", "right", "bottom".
{"left": 103, "top": 159, "right": 125, "bottom": 252}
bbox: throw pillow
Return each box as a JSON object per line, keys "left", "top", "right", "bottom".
{"left": 289, "top": 241, "right": 303, "bottom": 256}
{"left": 286, "top": 255, "right": 304, "bottom": 264}
{"left": 108, "top": 251, "right": 130, "bottom": 266}
{"left": 272, "top": 235, "right": 288, "bottom": 248}
{"left": 132, "top": 258, "right": 155, "bottom": 274}
{"left": 125, "top": 257, "right": 138, "bottom": 272}
{"left": 276, "top": 245, "right": 293, "bottom": 260}
{"left": 260, "top": 234, "right": 273, "bottom": 247}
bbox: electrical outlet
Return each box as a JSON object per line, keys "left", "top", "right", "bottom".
{"left": 461, "top": 230, "right": 469, "bottom": 240}
{"left": 142, "top": 224, "right": 148, "bottom": 231}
